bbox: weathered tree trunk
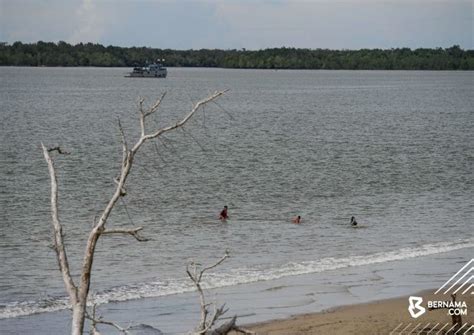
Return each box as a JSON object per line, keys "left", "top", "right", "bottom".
{"left": 72, "top": 303, "right": 86, "bottom": 335}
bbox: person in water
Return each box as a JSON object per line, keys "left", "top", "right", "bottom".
{"left": 292, "top": 215, "right": 301, "bottom": 224}
{"left": 350, "top": 216, "right": 358, "bottom": 226}
{"left": 219, "top": 206, "right": 228, "bottom": 221}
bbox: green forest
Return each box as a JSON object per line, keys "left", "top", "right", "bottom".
{"left": 1, "top": 41, "right": 473, "bottom": 70}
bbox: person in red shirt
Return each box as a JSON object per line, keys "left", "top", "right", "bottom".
{"left": 219, "top": 206, "right": 228, "bottom": 221}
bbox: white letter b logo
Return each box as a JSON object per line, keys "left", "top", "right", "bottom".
{"left": 408, "top": 296, "right": 426, "bottom": 318}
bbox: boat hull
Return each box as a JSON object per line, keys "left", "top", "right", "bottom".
{"left": 125, "top": 71, "right": 167, "bottom": 78}
{"left": 126, "top": 64, "right": 168, "bottom": 78}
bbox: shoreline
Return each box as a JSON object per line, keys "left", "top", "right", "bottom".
{"left": 1, "top": 251, "right": 472, "bottom": 334}
{"left": 243, "top": 289, "right": 474, "bottom": 334}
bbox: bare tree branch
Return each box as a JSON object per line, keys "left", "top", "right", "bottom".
{"left": 80, "top": 90, "right": 228, "bottom": 297}
{"left": 47, "top": 146, "right": 71, "bottom": 155}
{"left": 199, "top": 304, "right": 228, "bottom": 334}
{"left": 187, "top": 252, "right": 230, "bottom": 334}
{"left": 137, "top": 92, "right": 167, "bottom": 137}
{"left": 198, "top": 250, "right": 229, "bottom": 282}
{"left": 102, "top": 227, "right": 148, "bottom": 242}
{"left": 117, "top": 118, "right": 128, "bottom": 167}
{"left": 113, "top": 177, "right": 127, "bottom": 197}
{"left": 186, "top": 250, "right": 254, "bottom": 335}
{"left": 141, "top": 90, "right": 229, "bottom": 145}
{"left": 145, "top": 92, "right": 167, "bottom": 117}
{"left": 87, "top": 304, "right": 130, "bottom": 334}
{"left": 41, "top": 143, "right": 78, "bottom": 305}
{"left": 138, "top": 97, "right": 146, "bottom": 137}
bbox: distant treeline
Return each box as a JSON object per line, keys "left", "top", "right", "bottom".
{"left": 1, "top": 41, "right": 473, "bottom": 70}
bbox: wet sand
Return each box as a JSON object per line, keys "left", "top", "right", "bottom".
{"left": 244, "top": 290, "right": 474, "bottom": 334}
{"left": 1, "top": 252, "right": 472, "bottom": 334}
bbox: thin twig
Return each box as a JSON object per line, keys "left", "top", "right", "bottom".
{"left": 198, "top": 250, "right": 229, "bottom": 282}
{"left": 117, "top": 118, "right": 129, "bottom": 166}
{"left": 86, "top": 304, "right": 130, "bottom": 334}
{"left": 212, "top": 100, "right": 235, "bottom": 120}
{"left": 145, "top": 92, "right": 167, "bottom": 117}
{"left": 181, "top": 127, "right": 207, "bottom": 152}
{"left": 47, "top": 146, "right": 71, "bottom": 155}
{"left": 119, "top": 197, "right": 135, "bottom": 226}
{"left": 141, "top": 90, "right": 229, "bottom": 144}
{"left": 102, "top": 227, "right": 148, "bottom": 242}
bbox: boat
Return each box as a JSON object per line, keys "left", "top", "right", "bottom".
{"left": 126, "top": 62, "right": 167, "bottom": 78}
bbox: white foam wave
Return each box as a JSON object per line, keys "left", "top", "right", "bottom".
{"left": 1, "top": 238, "right": 473, "bottom": 319}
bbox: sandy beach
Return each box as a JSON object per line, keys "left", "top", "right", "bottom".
{"left": 245, "top": 290, "right": 474, "bottom": 334}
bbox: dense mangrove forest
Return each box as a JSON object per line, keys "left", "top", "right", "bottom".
{"left": 1, "top": 41, "right": 472, "bottom": 70}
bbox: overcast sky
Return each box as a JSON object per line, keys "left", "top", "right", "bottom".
{"left": 0, "top": 0, "right": 472, "bottom": 50}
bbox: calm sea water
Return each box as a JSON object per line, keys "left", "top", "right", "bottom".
{"left": 0, "top": 67, "right": 473, "bottom": 319}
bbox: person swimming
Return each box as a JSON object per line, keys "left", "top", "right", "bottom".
{"left": 292, "top": 215, "right": 301, "bottom": 224}
{"left": 350, "top": 216, "right": 358, "bottom": 226}
{"left": 219, "top": 205, "right": 228, "bottom": 221}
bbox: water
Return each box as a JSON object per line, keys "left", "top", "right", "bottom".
{"left": 0, "top": 67, "right": 473, "bottom": 320}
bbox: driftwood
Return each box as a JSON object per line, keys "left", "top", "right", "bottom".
{"left": 186, "top": 252, "right": 255, "bottom": 335}
{"left": 87, "top": 304, "right": 163, "bottom": 335}
{"left": 87, "top": 304, "right": 130, "bottom": 334}
{"left": 42, "top": 90, "right": 228, "bottom": 335}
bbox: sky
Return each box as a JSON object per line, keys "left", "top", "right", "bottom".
{"left": 0, "top": 0, "right": 472, "bottom": 50}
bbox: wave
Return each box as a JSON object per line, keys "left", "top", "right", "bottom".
{"left": 1, "top": 238, "right": 473, "bottom": 319}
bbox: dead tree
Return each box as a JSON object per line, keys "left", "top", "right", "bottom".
{"left": 42, "top": 90, "right": 228, "bottom": 335}
{"left": 186, "top": 251, "right": 255, "bottom": 335}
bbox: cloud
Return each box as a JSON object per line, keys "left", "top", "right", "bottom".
{"left": 0, "top": 0, "right": 471, "bottom": 49}
{"left": 214, "top": 1, "right": 473, "bottom": 49}
{"left": 214, "top": 2, "right": 326, "bottom": 48}
{"left": 0, "top": 0, "right": 76, "bottom": 42}
{"left": 93, "top": 1, "right": 225, "bottom": 49}
{"left": 68, "top": 0, "right": 103, "bottom": 44}
{"left": 0, "top": 0, "right": 117, "bottom": 44}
